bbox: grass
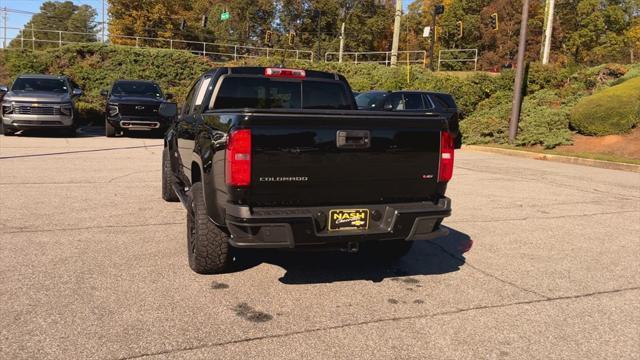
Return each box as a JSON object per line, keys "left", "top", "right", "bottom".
{"left": 477, "top": 143, "right": 640, "bottom": 165}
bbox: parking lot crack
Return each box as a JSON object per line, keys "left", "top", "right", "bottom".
{"left": 0, "top": 144, "right": 162, "bottom": 160}
{"left": 116, "top": 286, "right": 639, "bottom": 360}
{"left": 428, "top": 242, "right": 551, "bottom": 299}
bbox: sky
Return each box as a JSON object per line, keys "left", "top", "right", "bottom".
{"left": 0, "top": 0, "right": 107, "bottom": 47}
{"left": 0, "top": 0, "right": 412, "bottom": 48}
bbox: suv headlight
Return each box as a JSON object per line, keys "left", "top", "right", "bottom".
{"left": 59, "top": 104, "right": 73, "bottom": 116}
{"left": 1, "top": 102, "right": 13, "bottom": 115}
{"left": 108, "top": 104, "right": 119, "bottom": 117}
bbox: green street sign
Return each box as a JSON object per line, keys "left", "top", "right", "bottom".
{"left": 220, "top": 11, "right": 230, "bottom": 21}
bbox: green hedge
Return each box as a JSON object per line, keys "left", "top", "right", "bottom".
{"left": 1, "top": 44, "right": 638, "bottom": 145}
{"left": 2, "top": 44, "right": 214, "bottom": 123}
{"left": 570, "top": 77, "right": 640, "bottom": 136}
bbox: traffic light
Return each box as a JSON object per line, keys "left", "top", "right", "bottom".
{"left": 264, "top": 30, "right": 273, "bottom": 45}
{"left": 434, "top": 4, "right": 445, "bottom": 15}
{"left": 288, "top": 32, "right": 295, "bottom": 46}
{"left": 201, "top": 15, "right": 208, "bottom": 28}
{"left": 180, "top": 19, "right": 186, "bottom": 31}
{"left": 456, "top": 20, "right": 463, "bottom": 39}
{"left": 490, "top": 13, "right": 499, "bottom": 31}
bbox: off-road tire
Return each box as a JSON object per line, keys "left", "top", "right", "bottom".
{"left": 162, "top": 147, "right": 179, "bottom": 202}
{"left": 187, "top": 182, "right": 231, "bottom": 274}
{"left": 105, "top": 119, "right": 116, "bottom": 137}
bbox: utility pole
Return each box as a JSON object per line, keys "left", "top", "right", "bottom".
{"left": 429, "top": 4, "right": 444, "bottom": 71}
{"left": 102, "top": 0, "right": 105, "bottom": 43}
{"left": 509, "top": 0, "right": 530, "bottom": 143}
{"left": 2, "top": 7, "right": 7, "bottom": 50}
{"left": 390, "top": 0, "right": 402, "bottom": 67}
{"left": 429, "top": 9, "right": 436, "bottom": 70}
{"left": 339, "top": 22, "right": 345, "bottom": 63}
{"left": 541, "top": 0, "right": 555, "bottom": 64}
{"left": 315, "top": 10, "right": 321, "bottom": 62}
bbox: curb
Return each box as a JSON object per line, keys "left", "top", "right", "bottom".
{"left": 463, "top": 145, "right": 640, "bottom": 173}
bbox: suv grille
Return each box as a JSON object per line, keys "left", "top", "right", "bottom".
{"left": 118, "top": 104, "right": 159, "bottom": 116}
{"left": 15, "top": 105, "right": 61, "bottom": 115}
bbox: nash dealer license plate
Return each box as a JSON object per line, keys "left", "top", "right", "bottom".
{"left": 328, "top": 209, "right": 369, "bottom": 231}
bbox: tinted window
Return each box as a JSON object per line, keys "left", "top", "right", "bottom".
{"left": 421, "top": 94, "right": 437, "bottom": 109}
{"left": 384, "top": 93, "right": 424, "bottom": 111}
{"left": 302, "top": 81, "right": 351, "bottom": 109}
{"left": 385, "top": 93, "right": 403, "bottom": 110}
{"left": 355, "top": 92, "right": 386, "bottom": 109}
{"left": 435, "top": 94, "right": 457, "bottom": 108}
{"left": 183, "top": 79, "right": 200, "bottom": 115}
{"left": 403, "top": 93, "right": 424, "bottom": 110}
{"left": 12, "top": 78, "right": 68, "bottom": 93}
{"left": 112, "top": 81, "right": 162, "bottom": 98}
{"left": 213, "top": 77, "right": 351, "bottom": 110}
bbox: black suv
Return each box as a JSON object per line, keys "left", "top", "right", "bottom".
{"left": 101, "top": 80, "right": 174, "bottom": 137}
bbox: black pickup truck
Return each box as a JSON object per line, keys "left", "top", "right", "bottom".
{"left": 101, "top": 80, "right": 174, "bottom": 137}
{"left": 162, "top": 67, "right": 455, "bottom": 274}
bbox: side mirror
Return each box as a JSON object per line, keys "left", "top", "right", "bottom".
{"left": 72, "top": 88, "right": 83, "bottom": 97}
{"left": 159, "top": 102, "right": 178, "bottom": 118}
{"left": 165, "top": 93, "right": 174, "bottom": 100}
{"left": 0, "top": 85, "right": 8, "bottom": 93}
{"left": 383, "top": 102, "right": 393, "bottom": 111}
{"left": 100, "top": 89, "right": 109, "bottom": 97}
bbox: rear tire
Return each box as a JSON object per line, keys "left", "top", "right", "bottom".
{"left": 162, "top": 147, "right": 179, "bottom": 202}
{"left": 105, "top": 119, "right": 116, "bottom": 137}
{"left": 187, "top": 182, "right": 231, "bottom": 274}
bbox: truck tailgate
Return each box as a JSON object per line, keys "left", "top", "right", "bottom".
{"left": 245, "top": 112, "right": 446, "bottom": 207}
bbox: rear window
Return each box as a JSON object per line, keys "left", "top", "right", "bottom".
{"left": 213, "top": 77, "right": 352, "bottom": 110}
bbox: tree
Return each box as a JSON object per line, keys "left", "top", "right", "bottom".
{"left": 9, "top": 1, "right": 98, "bottom": 50}
{"left": 557, "top": 0, "right": 636, "bottom": 65}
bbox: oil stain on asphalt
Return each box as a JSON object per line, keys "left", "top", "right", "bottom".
{"left": 211, "top": 281, "right": 230, "bottom": 290}
{"left": 234, "top": 303, "right": 273, "bottom": 323}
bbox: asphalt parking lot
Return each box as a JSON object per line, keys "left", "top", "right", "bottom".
{"left": 1, "top": 129, "right": 639, "bottom": 360}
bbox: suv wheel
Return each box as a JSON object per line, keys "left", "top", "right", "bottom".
{"left": 1, "top": 123, "right": 15, "bottom": 136}
{"left": 105, "top": 119, "right": 116, "bottom": 137}
{"left": 186, "top": 182, "right": 232, "bottom": 274}
{"left": 162, "top": 148, "right": 179, "bottom": 202}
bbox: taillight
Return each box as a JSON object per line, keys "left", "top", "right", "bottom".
{"left": 438, "top": 131, "right": 454, "bottom": 182}
{"left": 225, "top": 129, "right": 252, "bottom": 186}
{"left": 264, "top": 68, "right": 306, "bottom": 79}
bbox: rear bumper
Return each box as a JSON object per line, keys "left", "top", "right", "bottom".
{"left": 223, "top": 198, "right": 451, "bottom": 248}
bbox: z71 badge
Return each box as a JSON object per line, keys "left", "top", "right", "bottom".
{"left": 328, "top": 209, "right": 369, "bottom": 231}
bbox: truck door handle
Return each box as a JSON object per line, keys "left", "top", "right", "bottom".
{"left": 336, "top": 130, "right": 371, "bottom": 149}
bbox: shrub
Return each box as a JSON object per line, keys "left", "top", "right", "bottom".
{"left": 461, "top": 89, "right": 573, "bottom": 148}
{"left": 516, "top": 90, "right": 573, "bottom": 148}
{"left": 570, "top": 77, "right": 640, "bottom": 136}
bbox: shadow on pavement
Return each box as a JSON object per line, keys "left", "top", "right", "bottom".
{"left": 229, "top": 227, "right": 472, "bottom": 284}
